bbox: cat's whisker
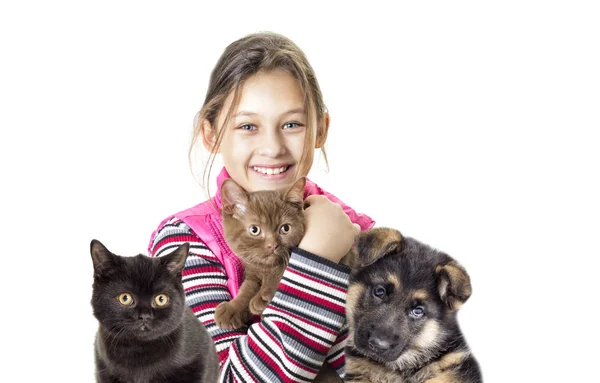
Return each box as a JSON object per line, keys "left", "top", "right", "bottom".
{"left": 109, "top": 327, "right": 126, "bottom": 350}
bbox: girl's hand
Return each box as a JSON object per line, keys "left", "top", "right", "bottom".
{"left": 298, "top": 195, "right": 361, "bottom": 263}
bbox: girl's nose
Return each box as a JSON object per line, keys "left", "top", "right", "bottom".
{"left": 258, "top": 130, "right": 286, "bottom": 158}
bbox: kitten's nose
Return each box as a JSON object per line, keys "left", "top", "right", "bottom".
{"left": 266, "top": 242, "right": 279, "bottom": 252}
{"left": 139, "top": 312, "right": 153, "bottom": 321}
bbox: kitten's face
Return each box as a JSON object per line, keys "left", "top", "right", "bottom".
{"left": 90, "top": 242, "right": 188, "bottom": 340}
{"left": 221, "top": 177, "right": 306, "bottom": 267}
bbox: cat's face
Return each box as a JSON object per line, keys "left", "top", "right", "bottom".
{"left": 90, "top": 241, "right": 189, "bottom": 340}
{"left": 221, "top": 177, "right": 306, "bottom": 267}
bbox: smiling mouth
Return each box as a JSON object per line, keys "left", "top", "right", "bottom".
{"left": 252, "top": 165, "right": 291, "bottom": 176}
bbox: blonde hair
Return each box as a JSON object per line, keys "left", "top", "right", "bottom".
{"left": 190, "top": 32, "right": 329, "bottom": 198}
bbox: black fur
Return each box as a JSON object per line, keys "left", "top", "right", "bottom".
{"left": 90, "top": 240, "right": 219, "bottom": 383}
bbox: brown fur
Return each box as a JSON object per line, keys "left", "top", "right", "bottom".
{"left": 214, "top": 177, "right": 347, "bottom": 382}
{"left": 214, "top": 177, "right": 306, "bottom": 329}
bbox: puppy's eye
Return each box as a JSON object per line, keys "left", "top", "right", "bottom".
{"left": 410, "top": 306, "right": 425, "bottom": 319}
{"left": 372, "top": 285, "right": 387, "bottom": 298}
{"left": 280, "top": 224, "right": 291, "bottom": 234}
{"left": 248, "top": 225, "right": 261, "bottom": 236}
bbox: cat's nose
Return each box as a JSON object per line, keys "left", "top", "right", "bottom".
{"left": 266, "top": 243, "right": 279, "bottom": 252}
{"left": 138, "top": 312, "right": 153, "bottom": 321}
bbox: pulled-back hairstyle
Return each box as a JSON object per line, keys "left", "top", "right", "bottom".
{"left": 191, "top": 32, "right": 329, "bottom": 197}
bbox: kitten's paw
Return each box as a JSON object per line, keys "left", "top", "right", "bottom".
{"left": 215, "top": 302, "right": 249, "bottom": 329}
{"left": 260, "top": 287, "right": 275, "bottom": 302}
{"left": 249, "top": 294, "right": 269, "bottom": 316}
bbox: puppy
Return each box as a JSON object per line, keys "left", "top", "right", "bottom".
{"left": 344, "top": 228, "right": 482, "bottom": 383}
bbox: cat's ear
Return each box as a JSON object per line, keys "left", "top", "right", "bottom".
{"left": 90, "top": 239, "right": 116, "bottom": 277}
{"left": 284, "top": 177, "right": 306, "bottom": 208}
{"left": 162, "top": 243, "right": 190, "bottom": 277}
{"left": 220, "top": 179, "right": 249, "bottom": 218}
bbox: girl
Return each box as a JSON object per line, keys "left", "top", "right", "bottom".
{"left": 148, "top": 32, "right": 374, "bottom": 382}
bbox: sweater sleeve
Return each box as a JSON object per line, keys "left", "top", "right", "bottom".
{"left": 149, "top": 217, "right": 350, "bottom": 383}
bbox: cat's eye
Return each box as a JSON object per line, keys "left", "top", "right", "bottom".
{"left": 248, "top": 225, "right": 261, "bottom": 236}
{"left": 154, "top": 294, "right": 169, "bottom": 307}
{"left": 280, "top": 224, "right": 291, "bottom": 234}
{"left": 118, "top": 293, "right": 134, "bottom": 306}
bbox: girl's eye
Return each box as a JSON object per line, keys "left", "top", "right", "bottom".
{"left": 410, "top": 306, "right": 425, "bottom": 319}
{"left": 118, "top": 293, "right": 134, "bottom": 306}
{"left": 240, "top": 124, "right": 257, "bottom": 131}
{"left": 372, "top": 285, "right": 387, "bottom": 298}
{"left": 154, "top": 294, "right": 169, "bottom": 307}
{"left": 283, "top": 122, "right": 300, "bottom": 129}
{"left": 280, "top": 224, "right": 291, "bottom": 234}
{"left": 248, "top": 225, "right": 261, "bottom": 236}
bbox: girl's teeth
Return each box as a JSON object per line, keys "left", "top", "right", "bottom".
{"left": 253, "top": 166, "right": 288, "bottom": 175}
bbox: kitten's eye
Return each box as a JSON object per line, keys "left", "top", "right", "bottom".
{"left": 410, "top": 306, "right": 425, "bottom": 319}
{"left": 372, "top": 285, "right": 387, "bottom": 299}
{"left": 118, "top": 293, "right": 134, "bottom": 306}
{"left": 248, "top": 225, "right": 261, "bottom": 236}
{"left": 154, "top": 294, "right": 169, "bottom": 307}
{"left": 280, "top": 224, "right": 291, "bottom": 234}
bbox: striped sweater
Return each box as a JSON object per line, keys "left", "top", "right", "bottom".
{"left": 149, "top": 217, "right": 351, "bottom": 382}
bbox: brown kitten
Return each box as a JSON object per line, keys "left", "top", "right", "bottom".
{"left": 214, "top": 177, "right": 352, "bottom": 382}
{"left": 214, "top": 177, "right": 306, "bottom": 329}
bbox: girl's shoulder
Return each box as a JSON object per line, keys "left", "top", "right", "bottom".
{"left": 148, "top": 198, "right": 221, "bottom": 256}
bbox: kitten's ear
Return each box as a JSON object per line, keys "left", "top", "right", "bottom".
{"left": 355, "top": 228, "right": 404, "bottom": 267}
{"left": 436, "top": 261, "right": 472, "bottom": 311}
{"left": 220, "top": 179, "right": 249, "bottom": 218}
{"left": 162, "top": 243, "right": 190, "bottom": 277}
{"left": 90, "top": 239, "right": 116, "bottom": 277}
{"left": 284, "top": 177, "right": 306, "bottom": 208}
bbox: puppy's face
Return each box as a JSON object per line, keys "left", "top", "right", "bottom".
{"left": 347, "top": 228, "right": 472, "bottom": 368}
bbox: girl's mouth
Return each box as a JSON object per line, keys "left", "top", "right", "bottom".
{"left": 251, "top": 165, "right": 293, "bottom": 178}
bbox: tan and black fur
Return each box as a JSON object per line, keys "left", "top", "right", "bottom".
{"left": 345, "top": 228, "right": 481, "bottom": 383}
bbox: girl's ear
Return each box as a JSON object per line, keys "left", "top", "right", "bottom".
{"left": 315, "top": 113, "right": 330, "bottom": 149}
{"left": 201, "top": 119, "right": 219, "bottom": 153}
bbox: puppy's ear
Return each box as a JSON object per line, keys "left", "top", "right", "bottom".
{"left": 436, "top": 261, "right": 472, "bottom": 310}
{"left": 220, "top": 179, "right": 249, "bottom": 219}
{"left": 355, "top": 228, "right": 403, "bottom": 267}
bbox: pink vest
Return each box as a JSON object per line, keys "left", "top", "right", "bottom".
{"left": 149, "top": 167, "right": 375, "bottom": 298}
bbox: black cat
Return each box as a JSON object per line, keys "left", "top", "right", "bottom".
{"left": 90, "top": 240, "right": 219, "bottom": 383}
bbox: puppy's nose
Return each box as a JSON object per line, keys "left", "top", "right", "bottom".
{"left": 368, "top": 336, "right": 391, "bottom": 351}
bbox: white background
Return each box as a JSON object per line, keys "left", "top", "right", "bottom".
{"left": 1, "top": 1, "right": 598, "bottom": 381}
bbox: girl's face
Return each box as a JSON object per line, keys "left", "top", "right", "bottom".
{"left": 206, "top": 69, "right": 324, "bottom": 192}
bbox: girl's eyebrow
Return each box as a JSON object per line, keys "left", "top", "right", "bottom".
{"left": 234, "top": 108, "right": 305, "bottom": 118}
{"left": 234, "top": 111, "right": 257, "bottom": 117}
{"left": 282, "top": 107, "right": 305, "bottom": 116}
